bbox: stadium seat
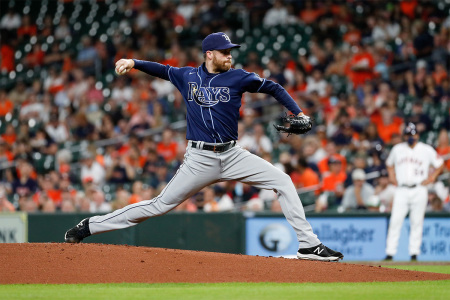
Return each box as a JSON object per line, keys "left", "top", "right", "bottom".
{"left": 103, "top": 183, "right": 117, "bottom": 194}
{"left": 34, "top": 154, "right": 55, "bottom": 174}
{"left": 420, "top": 131, "right": 438, "bottom": 145}
{"left": 299, "top": 191, "right": 316, "bottom": 206}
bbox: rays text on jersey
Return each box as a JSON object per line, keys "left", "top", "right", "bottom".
{"left": 187, "top": 82, "right": 230, "bottom": 107}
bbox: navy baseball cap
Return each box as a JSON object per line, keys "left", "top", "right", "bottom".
{"left": 202, "top": 32, "right": 241, "bottom": 53}
{"left": 328, "top": 155, "right": 342, "bottom": 164}
{"left": 404, "top": 122, "right": 417, "bottom": 135}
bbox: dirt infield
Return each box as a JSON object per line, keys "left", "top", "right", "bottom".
{"left": 1, "top": 243, "right": 450, "bottom": 284}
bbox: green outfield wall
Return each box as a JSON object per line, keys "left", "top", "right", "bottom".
{"left": 3, "top": 211, "right": 448, "bottom": 260}
{"left": 27, "top": 212, "right": 246, "bottom": 254}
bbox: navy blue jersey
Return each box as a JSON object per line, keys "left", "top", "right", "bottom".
{"left": 133, "top": 60, "right": 302, "bottom": 143}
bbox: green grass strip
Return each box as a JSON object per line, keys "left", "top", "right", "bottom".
{"left": 1, "top": 281, "right": 449, "bottom": 300}
{"left": 2, "top": 265, "right": 449, "bottom": 300}
{"left": 382, "top": 265, "right": 450, "bottom": 274}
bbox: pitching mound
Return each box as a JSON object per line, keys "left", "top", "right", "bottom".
{"left": 1, "top": 243, "right": 449, "bottom": 284}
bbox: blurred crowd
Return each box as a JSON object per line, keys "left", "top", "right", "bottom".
{"left": 0, "top": 0, "right": 449, "bottom": 215}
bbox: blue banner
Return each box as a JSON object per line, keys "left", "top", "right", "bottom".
{"left": 246, "top": 217, "right": 387, "bottom": 260}
{"left": 246, "top": 218, "right": 298, "bottom": 257}
{"left": 394, "top": 218, "right": 450, "bottom": 261}
{"left": 309, "top": 218, "right": 387, "bottom": 261}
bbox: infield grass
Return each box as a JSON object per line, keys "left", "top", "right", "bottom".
{"left": 383, "top": 265, "right": 450, "bottom": 274}
{"left": 1, "top": 265, "right": 449, "bottom": 300}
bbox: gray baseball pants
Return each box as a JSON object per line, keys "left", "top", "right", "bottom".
{"left": 89, "top": 143, "right": 321, "bottom": 247}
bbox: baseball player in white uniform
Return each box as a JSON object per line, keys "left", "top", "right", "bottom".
{"left": 384, "top": 123, "right": 444, "bottom": 261}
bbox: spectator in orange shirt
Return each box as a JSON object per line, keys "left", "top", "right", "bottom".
{"left": 17, "top": 15, "right": 37, "bottom": 40}
{"left": 400, "top": 0, "right": 418, "bottom": 19}
{"left": 129, "top": 180, "right": 144, "bottom": 204}
{"left": 289, "top": 69, "right": 308, "bottom": 95}
{"left": 370, "top": 102, "right": 403, "bottom": 144}
{"left": 160, "top": 44, "right": 182, "bottom": 67}
{"left": 125, "top": 145, "right": 147, "bottom": 169}
{"left": 343, "top": 23, "right": 361, "bottom": 45}
{"left": 316, "top": 157, "right": 347, "bottom": 212}
{"left": 23, "top": 44, "right": 45, "bottom": 68}
{"left": 0, "top": 89, "right": 14, "bottom": 117}
{"left": 317, "top": 142, "right": 347, "bottom": 175}
{"left": 34, "top": 175, "right": 62, "bottom": 206}
{"left": 436, "top": 128, "right": 450, "bottom": 171}
{"left": 202, "top": 186, "right": 219, "bottom": 212}
{"left": 345, "top": 42, "right": 375, "bottom": 88}
{"left": 156, "top": 129, "right": 179, "bottom": 163}
{"left": 316, "top": 125, "right": 328, "bottom": 148}
{"left": 0, "top": 39, "right": 15, "bottom": 72}
{"left": 321, "top": 158, "right": 347, "bottom": 193}
{"left": 432, "top": 62, "right": 448, "bottom": 85}
{"left": 299, "top": 0, "right": 323, "bottom": 24}
{"left": 1, "top": 124, "right": 16, "bottom": 145}
{"left": 290, "top": 157, "right": 320, "bottom": 190}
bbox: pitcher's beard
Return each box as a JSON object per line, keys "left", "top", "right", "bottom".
{"left": 212, "top": 57, "right": 231, "bottom": 73}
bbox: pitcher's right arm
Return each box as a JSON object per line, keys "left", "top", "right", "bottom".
{"left": 115, "top": 59, "right": 170, "bottom": 80}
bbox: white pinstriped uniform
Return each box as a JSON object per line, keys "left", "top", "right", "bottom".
{"left": 385, "top": 142, "right": 444, "bottom": 257}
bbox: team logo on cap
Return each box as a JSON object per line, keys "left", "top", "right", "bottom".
{"left": 187, "top": 82, "right": 230, "bottom": 107}
{"left": 222, "top": 34, "right": 231, "bottom": 42}
{"left": 404, "top": 122, "right": 417, "bottom": 135}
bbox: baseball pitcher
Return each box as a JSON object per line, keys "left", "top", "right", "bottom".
{"left": 65, "top": 32, "right": 343, "bottom": 261}
{"left": 384, "top": 123, "right": 444, "bottom": 261}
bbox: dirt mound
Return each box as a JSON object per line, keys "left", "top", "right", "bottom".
{"left": 1, "top": 243, "right": 449, "bottom": 284}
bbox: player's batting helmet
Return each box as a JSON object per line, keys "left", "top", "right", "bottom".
{"left": 404, "top": 122, "right": 417, "bottom": 135}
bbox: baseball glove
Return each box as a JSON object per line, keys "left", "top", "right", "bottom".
{"left": 273, "top": 114, "right": 313, "bottom": 136}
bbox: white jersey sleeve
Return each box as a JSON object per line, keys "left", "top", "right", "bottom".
{"left": 427, "top": 144, "right": 444, "bottom": 169}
